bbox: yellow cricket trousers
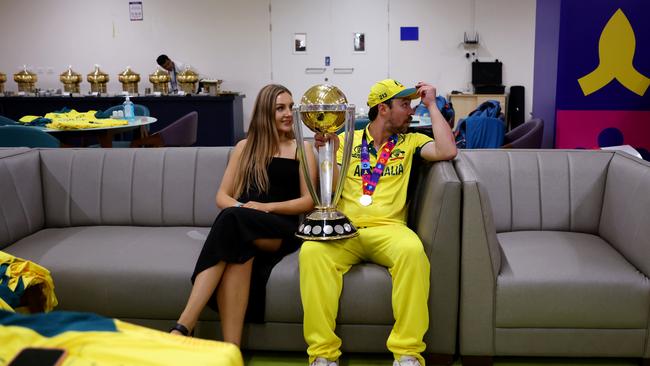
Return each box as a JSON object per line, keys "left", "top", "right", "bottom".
{"left": 299, "top": 224, "right": 430, "bottom": 365}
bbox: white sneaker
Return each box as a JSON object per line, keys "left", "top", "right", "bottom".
{"left": 310, "top": 357, "right": 338, "bottom": 366}
{"left": 393, "top": 355, "right": 421, "bottom": 366}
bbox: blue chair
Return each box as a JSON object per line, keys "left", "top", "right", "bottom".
{"left": 0, "top": 115, "right": 18, "bottom": 126}
{"left": 336, "top": 117, "right": 369, "bottom": 134}
{"left": 95, "top": 104, "right": 150, "bottom": 118}
{"left": 354, "top": 117, "right": 370, "bottom": 130}
{"left": 0, "top": 125, "right": 60, "bottom": 147}
{"left": 93, "top": 104, "right": 151, "bottom": 147}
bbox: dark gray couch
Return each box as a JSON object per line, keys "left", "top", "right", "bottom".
{"left": 0, "top": 147, "right": 460, "bottom": 363}
{"left": 454, "top": 149, "right": 650, "bottom": 365}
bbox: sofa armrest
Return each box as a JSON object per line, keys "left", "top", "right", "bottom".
{"left": 0, "top": 149, "right": 44, "bottom": 249}
{"left": 600, "top": 152, "right": 650, "bottom": 275}
{"left": 454, "top": 154, "right": 502, "bottom": 355}
{"left": 409, "top": 160, "right": 461, "bottom": 355}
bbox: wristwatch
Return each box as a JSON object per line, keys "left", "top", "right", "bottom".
{"left": 234, "top": 202, "right": 244, "bottom": 208}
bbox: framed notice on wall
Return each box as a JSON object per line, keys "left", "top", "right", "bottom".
{"left": 294, "top": 33, "right": 307, "bottom": 54}
{"left": 354, "top": 33, "right": 365, "bottom": 53}
{"left": 129, "top": 1, "right": 143, "bottom": 21}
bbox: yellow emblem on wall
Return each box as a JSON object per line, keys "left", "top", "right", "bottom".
{"left": 578, "top": 9, "right": 649, "bottom": 96}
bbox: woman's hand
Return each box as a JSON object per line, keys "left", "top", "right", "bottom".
{"left": 242, "top": 201, "right": 273, "bottom": 213}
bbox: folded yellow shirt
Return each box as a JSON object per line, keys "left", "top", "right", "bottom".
{"left": 44, "top": 110, "right": 128, "bottom": 130}
{"left": 19, "top": 110, "right": 128, "bottom": 130}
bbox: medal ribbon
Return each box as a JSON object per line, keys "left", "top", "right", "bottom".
{"left": 361, "top": 131, "right": 398, "bottom": 197}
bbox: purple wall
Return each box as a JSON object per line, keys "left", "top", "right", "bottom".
{"left": 532, "top": 0, "right": 561, "bottom": 148}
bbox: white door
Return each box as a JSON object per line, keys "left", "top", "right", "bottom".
{"left": 271, "top": 0, "right": 388, "bottom": 119}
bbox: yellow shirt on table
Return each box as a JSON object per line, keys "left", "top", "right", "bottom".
{"left": 19, "top": 110, "right": 128, "bottom": 130}
{"left": 336, "top": 125, "right": 432, "bottom": 227}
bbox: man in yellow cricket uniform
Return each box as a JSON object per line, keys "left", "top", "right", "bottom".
{"left": 300, "top": 79, "right": 458, "bottom": 366}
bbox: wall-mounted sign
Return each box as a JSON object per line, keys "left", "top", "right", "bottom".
{"left": 129, "top": 1, "right": 143, "bottom": 21}
{"left": 400, "top": 27, "right": 419, "bottom": 41}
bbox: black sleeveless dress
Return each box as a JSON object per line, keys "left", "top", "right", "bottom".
{"left": 191, "top": 157, "right": 302, "bottom": 321}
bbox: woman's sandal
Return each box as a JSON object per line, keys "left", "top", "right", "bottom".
{"left": 169, "top": 323, "right": 194, "bottom": 336}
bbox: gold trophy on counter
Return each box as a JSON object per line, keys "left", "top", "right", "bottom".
{"left": 149, "top": 67, "right": 170, "bottom": 95}
{"left": 87, "top": 65, "right": 109, "bottom": 94}
{"left": 177, "top": 66, "right": 198, "bottom": 94}
{"left": 0, "top": 72, "right": 6, "bottom": 94}
{"left": 119, "top": 66, "right": 140, "bottom": 95}
{"left": 293, "top": 84, "right": 358, "bottom": 240}
{"left": 60, "top": 66, "right": 82, "bottom": 94}
{"left": 14, "top": 66, "right": 37, "bottom": 93}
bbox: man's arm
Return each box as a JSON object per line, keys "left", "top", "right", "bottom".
{"left": 416, "top": 82, "right": 457, "bottom": 161}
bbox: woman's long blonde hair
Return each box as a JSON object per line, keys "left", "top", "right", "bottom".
{"left": 233, "top": 84, "right": 294, "bottom": 199}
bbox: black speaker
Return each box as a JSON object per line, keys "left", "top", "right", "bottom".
{"left": 508, "top": 85, "right": 525, "bottom": 130}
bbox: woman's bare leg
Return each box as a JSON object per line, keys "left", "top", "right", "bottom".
{"left": 217, "top": 238, "right": 283, "bottom": 345}
{"left": 217, "top": 259, "right": 253, "bottom": 346}
{"left": 172, "top": 261, "right": 227, "bottom": 335}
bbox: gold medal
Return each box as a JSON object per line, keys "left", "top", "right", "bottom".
{"left": 359, "top": 194, "right": 372, "bottom": 206}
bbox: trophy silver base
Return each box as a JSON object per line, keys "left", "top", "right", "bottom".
{"left": 296, "top": 209, "right": 358, "bottom": 241}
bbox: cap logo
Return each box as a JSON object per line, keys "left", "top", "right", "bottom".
{"left": 378, "top": 92, "right": 387, "bottom": 99}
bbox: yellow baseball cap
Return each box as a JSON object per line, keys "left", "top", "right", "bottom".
{"left": 367, "top": 79, "right": 418, "bottom": 108}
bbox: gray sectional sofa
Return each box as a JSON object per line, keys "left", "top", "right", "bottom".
{"left": 0, "top": 147, "right": 460, "bottom": 363}
{"left": 3, "top": 147, "right": 649, "bottom": 364}
{"left": 455, "top": 149, "right": 650, "bottom": 365}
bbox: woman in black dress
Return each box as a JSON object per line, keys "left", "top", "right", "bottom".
{"left": 170, "top": 84, "right": 316, "bottom": 346}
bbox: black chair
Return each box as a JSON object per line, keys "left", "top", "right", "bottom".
{"left": 130, "top": 111, "right": 198, "bottom": 147}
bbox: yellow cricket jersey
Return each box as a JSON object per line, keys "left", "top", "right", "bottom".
{"left": 0, "top": 311, "right": 243, "bottom": 366}
{"left": 336, "top": 125, "right": 432, "bottom": 227}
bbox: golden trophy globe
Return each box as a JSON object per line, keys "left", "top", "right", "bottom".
{"left": 294, "top": 84, "right": 358, "bottom": 240}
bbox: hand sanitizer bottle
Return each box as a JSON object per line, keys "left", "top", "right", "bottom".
{"left": 123, "top": 95, "right": 135, "bottom": 120}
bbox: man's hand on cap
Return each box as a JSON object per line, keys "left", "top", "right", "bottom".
{"left": 416, "top": 82, "right": 437, "bottom": 108}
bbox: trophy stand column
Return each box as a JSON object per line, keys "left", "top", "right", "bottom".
{"left": 318, "top": 140, "right": 334, "bottom": 208}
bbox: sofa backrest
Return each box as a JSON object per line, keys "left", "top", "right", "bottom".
{"left": 0, "top": 149, "right": 45, "bottom": 249}
{"left": 40, "top": 147, "right": 231, "bottom": 228}
{"left": 599, "top": 152, "right": 650, "bottom": 275}
{"left": 456, "top": 150, "right": 613, "bottom": 234}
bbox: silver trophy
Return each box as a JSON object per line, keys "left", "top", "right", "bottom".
{"left": 294, "top": 84, "right": 358, "bottom": 240}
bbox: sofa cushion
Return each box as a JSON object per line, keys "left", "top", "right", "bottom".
{"left": 495, "top": 231, "right": 650, "bottom": 328}
{"left": 265, "top": 251, "right": 394, "bottom": 325}
{"left": 40, "top": 148, "right": 229, "bottom": 228}
{"left": 458, "top": 150, "right": 612, "bottom": 234}
{"left": 4, "top": 226, "right": 212, "bottom": 320}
